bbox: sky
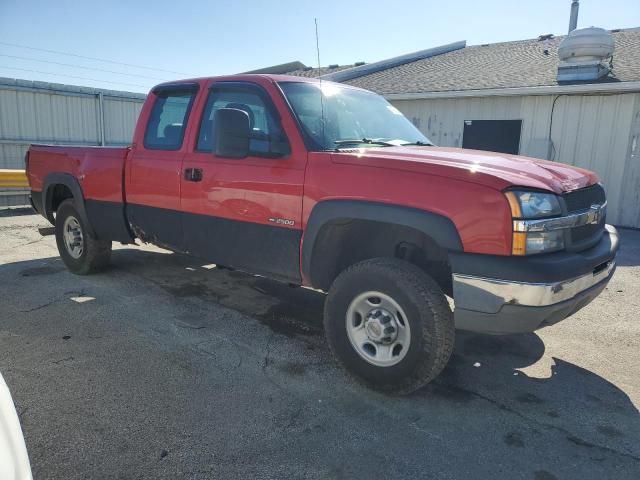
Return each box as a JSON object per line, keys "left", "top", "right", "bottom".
{"left": 0, "top": 0, "right": 638, "bottom": 93}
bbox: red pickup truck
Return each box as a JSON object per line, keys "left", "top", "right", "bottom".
{"left": 26, "top": 74, "right": 618, "bottom": 393}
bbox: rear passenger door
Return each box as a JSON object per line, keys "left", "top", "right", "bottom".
{"left": 126, "top": 84, "right": 198, "bottom": 250}
{"left": 180, "top": 81, "right": 306, "bottom": 282}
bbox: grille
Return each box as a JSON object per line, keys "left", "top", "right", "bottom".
{"left": 563, "top": 184, "right": 607, "bottom": 250}
{"left": 571, "top": 222, "right": 603, "bottom": 243}
{"left": 563, "top": 184, "right": 606, "bottom": 213}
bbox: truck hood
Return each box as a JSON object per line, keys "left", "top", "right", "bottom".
{"left": 332, "top": 146, "right": 599, "bottom": 194}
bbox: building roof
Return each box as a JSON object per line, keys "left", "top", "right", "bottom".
{"left": 280, "top": 42, "right": 467, "bottom": 82}
{"left": 243, "top": 61, "right": 307, "bottom": 75}
{"left": 342, "top": 28, "right": 640, "bottom": 95}
{"left": 284, "top": 63, "right": 362, "bottom": 78}
{"left": 0, "top": 76, "right": 146, "bottom": 99}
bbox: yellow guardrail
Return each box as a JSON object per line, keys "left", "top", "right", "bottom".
{"left": 0, "top": 169, "right": 29, "bottom": 188}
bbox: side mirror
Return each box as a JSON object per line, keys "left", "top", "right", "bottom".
{"left": 213, "top": 108, "right": 250, "bottom": 158}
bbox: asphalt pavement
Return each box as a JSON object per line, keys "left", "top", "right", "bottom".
{"left": 1, "top": 209, "right": 638, "bottom": 480}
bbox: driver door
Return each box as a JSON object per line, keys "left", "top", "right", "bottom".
{"left": 180, "top": 81, "right": 305, "bottom": 282}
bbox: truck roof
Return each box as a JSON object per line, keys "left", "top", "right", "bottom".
{"left": 150, "top": 74, "right": 368, "bottom": 93}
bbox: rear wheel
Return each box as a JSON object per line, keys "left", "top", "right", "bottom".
{"left": 55, "top": 199, "right": 111, "bottom": 275}
{"left": 324, "top": 258, "right": 454, "bottom": 394}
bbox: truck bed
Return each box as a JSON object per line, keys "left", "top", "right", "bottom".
{"left": 26, "top": 144, "right": 133, "bottom": 243}
{"left": 27, "top": 145, "right": 129, "bottom": 204}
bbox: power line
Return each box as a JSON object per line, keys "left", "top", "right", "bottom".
{"left": 0, "top": 41, "right": 191, "bottom": 76}
{"left": 0, "top": 54, "right": 168, "bottom": 81}
{"left": 0, "top": 65, "right": 150, "bottom": 89}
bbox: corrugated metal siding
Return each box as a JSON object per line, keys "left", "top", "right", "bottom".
{"left": 0, "top": 87, "right": 100, "bottom": 145}
{"left": 0, "top": 143, "right": 29, "bottom": 169}
{"left": 619, "top": 94, "right": 640, "bottom": 228}
{"left": 391, "top": 92, "right": 640, "bottom": 228}
{"left": 103, "top": 98, "right": 144, "bottom": 145}
{"left": 0, "top": 80, "right": 145, "bottom": 206}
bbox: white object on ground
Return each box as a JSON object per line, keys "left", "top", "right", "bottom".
{"left": 0, "top": 372, "right": 33, "bottom": 480}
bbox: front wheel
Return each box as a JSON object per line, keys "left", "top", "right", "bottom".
{"left": 55, "top": 199, "right": 112, "bottom": 275}
{"left": 324, "top": 258, "right": 454, "bottom": 394}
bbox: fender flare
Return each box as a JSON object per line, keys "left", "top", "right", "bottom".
{"left": 42, "top": 173, "right": 96, "bottom": 237}
{"left": 301, "top": 200, "right": 464, "bottom": 288}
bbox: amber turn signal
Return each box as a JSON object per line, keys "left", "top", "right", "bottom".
{"left": 512, "top": 232, "right": 527, "bottom": 255}
{"left": 504, "top": 191, "right": 523, "bottom": 218}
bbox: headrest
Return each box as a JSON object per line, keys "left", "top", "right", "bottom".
{"left": 163, "top": 123, "right": 182, "bottom": 143}
{"left": 225, "top": 103, "right": 255, "bottom": 128}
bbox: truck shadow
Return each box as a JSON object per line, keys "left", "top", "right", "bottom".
{"left": 110, "top": 248, "right": 326, "bottom": 337}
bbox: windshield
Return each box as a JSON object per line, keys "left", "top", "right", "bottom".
{"left": 279, "top": 81, "right": 432, "bottom": 150}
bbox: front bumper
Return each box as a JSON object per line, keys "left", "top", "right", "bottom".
{"left": 451, "top": 225, "right": 619, "bottom": 334}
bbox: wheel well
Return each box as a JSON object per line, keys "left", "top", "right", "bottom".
{"left": 47, "top": 184, "right": 74, "bottom": 222}
{"left": 309, "top": 219, "right": 453, "bottom": 295}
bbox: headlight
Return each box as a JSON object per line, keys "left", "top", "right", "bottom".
{"left": 505, "top": 191, "right": 561, "bottom": 218}
{"left": 505, "top": 190, "right": 564, "bottom": 255}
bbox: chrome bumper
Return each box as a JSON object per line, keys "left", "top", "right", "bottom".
{"left": 452, "top": 260, "right": 616, "bottom": 334}
{"left": 453, "top": 260, "right": 615, "bottom": 313}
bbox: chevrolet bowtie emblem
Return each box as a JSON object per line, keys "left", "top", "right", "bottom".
{"left": 587, "top": 204, "right": 604, "bottom": 224}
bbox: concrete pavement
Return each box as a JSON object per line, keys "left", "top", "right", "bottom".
{"left": 1, "top": 210, "right": 638, "bottom": 479}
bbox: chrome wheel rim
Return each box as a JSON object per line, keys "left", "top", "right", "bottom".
{"left": 63, "top": 216, "right": 84, "bottom": 259}
{"left": 346, "top": 291, "right": 411, "bottom": 367}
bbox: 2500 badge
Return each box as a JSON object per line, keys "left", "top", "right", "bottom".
{"left": 268, "top": 217, "right": 295, "bottom": 226}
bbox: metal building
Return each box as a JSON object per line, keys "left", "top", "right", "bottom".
{"left": 387, "top": 90, "right": 640, "bottom": 228}
{"left": 285, "top": 27, "right": 640, "bottom": 228}
{"left": 339, "top": 28, "right": 640, "bottom": 228}
{"left": 0, "top": 78, "right": 144, "bottom": 206}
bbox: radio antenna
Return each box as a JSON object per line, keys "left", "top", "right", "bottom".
{"left": 314, "top": 18, "right": 326, "bottom": 146}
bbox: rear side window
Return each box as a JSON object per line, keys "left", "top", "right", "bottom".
{"left": 196, "top": 83, "right": 289, "bottom": 157}
{"left": 144, "top": 89, "right": 196, "bottom": 150}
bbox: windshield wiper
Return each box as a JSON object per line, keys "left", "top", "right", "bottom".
{"left": 334, "top": 138, "right": 396, "bottom": 148}
{"left": 402, "top": 140, "right": 434, "bottom": 146}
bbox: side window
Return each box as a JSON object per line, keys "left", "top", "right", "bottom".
{"left": 144, "top": 89, "right": 196, "bottom": 150}
{"left": 196, "top": 84, "right": 290, "bottom": 157}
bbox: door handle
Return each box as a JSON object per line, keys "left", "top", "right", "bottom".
{"left": 184, "top": 168, "right": 203, "bottom": 182}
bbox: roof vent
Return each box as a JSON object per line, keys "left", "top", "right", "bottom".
{"left": 557, "top": 27, "right": 614, "bottom": 81}
{"left": 538, "top": 34, "right": 554, "bottom": 41}
{"left": 568, "top": 0, "right": 580, "bottom": 33}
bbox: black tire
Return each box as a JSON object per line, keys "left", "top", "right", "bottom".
{"left": 55, "top": 199, "right": 112, "bottom": 275}
{"left": 324, "top": 258, "right": 454, "bottom": 394}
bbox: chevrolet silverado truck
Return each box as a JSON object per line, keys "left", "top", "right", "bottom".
{"left": 26, "top": 74, "right": 618, "bottom": 394}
